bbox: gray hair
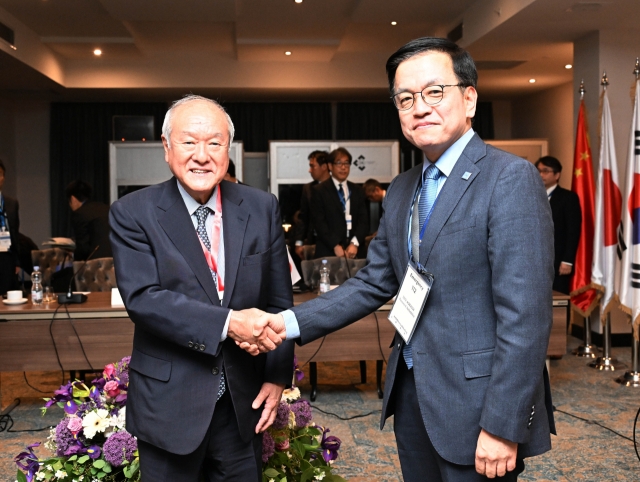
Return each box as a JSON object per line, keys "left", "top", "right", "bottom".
{"left": 162, "top": 94, "right": 235, "bottom": 150}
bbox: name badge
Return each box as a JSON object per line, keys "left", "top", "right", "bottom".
{"left": 345, "top": 214, "right": 352, "bottom": 233}
{"left": 387, "top": 263, "right": 433, "bottom": 344}
{"left": 0, "top": 229, "right": 10, "bottom": 253}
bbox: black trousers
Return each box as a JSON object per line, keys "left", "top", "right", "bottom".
{"left": 138, "top": 389, "right": 262, "bottom": 482}
{"left": 393, "top": 359, "right": 525, "bottom": 482}
{"left": 0, "top": 252, "right": 17, "bottom": 295}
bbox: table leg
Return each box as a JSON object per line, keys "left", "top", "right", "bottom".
{"left": 360, "top": 360, "right": 367, "bottom": 384}
{"left": 310, "top": 362, "right": 317, "bottom": 401}
{"left": 376, "top": 360, "right": 383, "bottom": 399}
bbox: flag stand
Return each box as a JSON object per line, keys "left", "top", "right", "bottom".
{"left": 572, "top": 315, "right": 599, "bottom": 357}
{"left": 589, "top": 313, "right": 625, "bottom": 370}
{"left": 615, "top": 332, "right": 640, "bottom": 387}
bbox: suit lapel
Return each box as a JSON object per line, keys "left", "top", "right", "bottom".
{"left": 156, "top": 179, "right": 220, "bottom": 305}
{"left": 395, "top": 166, "right": 423, "bottom": 269}
{"left": 220, "top": 182, "right": 249, "bottom": 308}
{"left": 419, "top": 135, "right": 485, "bottom": 265}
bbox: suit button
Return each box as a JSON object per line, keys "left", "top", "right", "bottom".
{"left": 397, "top": 343, "right": 402, "bottom": 349}
{"left": 200, "top": 344, "right": 205, "bottom": 351}
{"left": 188, "top": 341, "right": 194, "bottom": 348}
{"left": 212, "top": 367, "right": 220, "bottom": 375}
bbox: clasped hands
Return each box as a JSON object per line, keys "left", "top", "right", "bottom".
{"left": 227, "top": 308, "right": 287, "bottom": 355}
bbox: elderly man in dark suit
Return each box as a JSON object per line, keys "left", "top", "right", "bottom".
{"left": 244, "top": 38, "right": 555, "bottom": 481}
{"left": 535, "top": 156, "right": 582, "bottom": 294}
{"left": 310, "top": 147, "right": 369, "bottom": 259}
{"left": 109, "top": 95, "right": 294, "bottom": 482}
{"left": 0, "top": 159, "right": 20, "bottom": 295}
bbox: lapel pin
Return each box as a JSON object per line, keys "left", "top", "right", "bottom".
{"left": 462, "top": 171, "right": 472, "bottom": 180}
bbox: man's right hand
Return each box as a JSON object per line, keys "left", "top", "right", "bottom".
{"left": 334, "top": 245, "right": 345, "bottom": 257}
{"left": 234, "top": 312, "right": 287, "bottom": 355}
{"left": 228, "top": 309, "right": 285, "bottom": 355}
{"left": 295, "top": 245, "right": 305, "bottom": 259}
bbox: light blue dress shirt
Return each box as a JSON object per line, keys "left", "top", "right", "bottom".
{"left": 280, "top": 129, "right": 476, "bottom": 339}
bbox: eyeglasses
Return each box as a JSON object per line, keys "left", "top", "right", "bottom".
{"left": 537, "top": 168, "right": 556, "bottom": 174}
{"left": 391, "top": 84, "right": 464, "bottom": 111}
{"left": 332, "top": 161, "right": 351, "bottom": 167}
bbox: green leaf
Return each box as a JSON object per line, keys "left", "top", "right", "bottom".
{"left": 68, "top": 455, "right": 78, "bottom": 461}
{"left": 53, "top": 460, "right": 64, "bottom": 471}
{"left": 264, "top": 468, "right": 281, "bottom": 478}
{"left": 97, "top": 470, "right": 106, "bottom": 478}
{"left": 78, "top": 455, "right": 90, "bottom": 464}
{"left": 300, "top": 466, "right": 315, "bottom": 482}
{"left": 103, "top": 462, "right": 112, "bottom": 473}
{"left": 16, "top": 470, "right": 27, "bottom": 482}
{"left": 93, "top": 459, "right": 106, "bottom": 469}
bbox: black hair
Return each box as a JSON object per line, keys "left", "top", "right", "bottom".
{"left": 329, "top": 147, "right": 352, "bottom": 165}
{"left": 363, "top": 178, "right": 382, "bottom": 193}
{"left": 535, "top": 156, "right": 563, "bottom": 173}
{"left": 385, "top": 37, "right": 478, "bottom": 95}
{"left": 65, "top": 180, "right": 93, "bottom": 203}
{"left": 227, "top": 159, "right": 236, "bottom": 178}
{"left": 308, "top": 150, "right": 330, "bottom": 166}
{"left": 0, "top": 159, "right": 5, "bottom": 175}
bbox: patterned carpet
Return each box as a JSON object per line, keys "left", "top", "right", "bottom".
{"left": 2, "top": 336, "right": 639, "bottom": 481}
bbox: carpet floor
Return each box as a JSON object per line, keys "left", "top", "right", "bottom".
{"left": 2, "top": 336, "right": 639, "bottom": 481}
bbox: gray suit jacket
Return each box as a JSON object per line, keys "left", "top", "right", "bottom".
{"left": 291, "top": 134, "right": 555, "bottom": 465}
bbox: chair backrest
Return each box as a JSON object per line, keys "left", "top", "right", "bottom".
{"left": 302, "top": 244, "right": 316, "bottom": 261}
{"left": 342, "top": 258, "right": 368, "bottom": 278}
{"left": 31, "top": 248, "right": 72, "bottom": 286}
{"left": 301, "top": 256, "right": 348, "bottom": 289}
{"left": 73, "top": 257, "right": 117, "bottom": 292}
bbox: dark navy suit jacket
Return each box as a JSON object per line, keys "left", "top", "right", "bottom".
{"left": 110, "top": 178, "right": 294, "bottom": 455}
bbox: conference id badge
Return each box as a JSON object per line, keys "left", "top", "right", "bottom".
{"left": 387, "top": 263, "right": 433, "bottom": 344}
{"left": 345, "top": 214, "right": 352, "bottom": 232}
{"left": 0, "top": 229, "right": 10, "bottom": 253}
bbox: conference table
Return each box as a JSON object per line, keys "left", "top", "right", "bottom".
{"left": 0, "top": 291, "right": 568, "bottom": 397}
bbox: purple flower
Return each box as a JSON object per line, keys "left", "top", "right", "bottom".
{"left": 290, "top": 400, "right": 312, "bottom": 428}
{"left": 44, "top": 381, "right": 74, "bottom": 408}
{"left": 320, "top": 429, "right": 341, "bottom": 463}
{"left": 55, "top": 418, "right": 77, "bottom": 456}
{"left": 87, "top": 445, "right": 102, "bottom": 460}
{"left": 262, "top": 431, "right": 275, "bottom": 463}
{"left": 293, "top": 355, "right": 304, "bottom": 384}
{"left": 64, "top": 400, "right": 78, "bottom": 415}
{"left": 14, "top": 443, "right": 40, "bottom": 482}
{"left": 103, "top": 431, "right": 137, "bottom": 466}
{"left": 272, "top": 402, "right": 290, "bottom": 430}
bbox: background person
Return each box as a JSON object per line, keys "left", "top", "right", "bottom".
{"left": 0, "top": 159, "right": 20, "bottom": 295}
{"left": 66, "top": 180, "right": 112, "bottom": 261}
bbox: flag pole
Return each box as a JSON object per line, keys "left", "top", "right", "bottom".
{"left": 590, "top": 71, "right": 625, "bottom": 370}
{"left": 616, "top": 58, "right": 640, "bottom": 387}
{"left": 573, "top": 78, "right": 600, "bottom": 358}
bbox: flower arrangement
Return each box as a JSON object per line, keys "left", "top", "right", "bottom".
{"left": 16, "top": 356, "right": 346, "bottom": 482}
{"left": 261, "top": 357, "right": 346, "bottom": 482}
{"left": 15, "top": 357, "right": 139, "bottom": 482}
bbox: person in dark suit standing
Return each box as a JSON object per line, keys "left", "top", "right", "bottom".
{"left": 109, "top": 95, "right": 293, "bottom": 482}
{"left": 535, "top": 156, "right": 581, "bottom": 294}
{"left": 66, "top": 180, "right": 112, "bottom": 261}
{"left": 310, "top": 147, "right": 369, "bottom": 259}
{"left": 0, "top": 159, "right": 20, "bottom": 295}
{"left": 293, "top": 150, "right": 330, "bottom": 260}
{"left": 245, "top": 38, "right": 555, "bottom": 481}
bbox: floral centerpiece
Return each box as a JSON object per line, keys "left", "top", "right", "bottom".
{"left": 15, "top": 357, "right": 139, "bottom": 482}
{"left": 261, "top": 357, "right": 346, "bottom": 482}
{"left": 16, "top": 356, "right": 346, "bottom": 482}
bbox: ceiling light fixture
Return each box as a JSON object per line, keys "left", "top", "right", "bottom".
{"left": 529, "top": 78, "right": 536, "bottom": 83}
{"left": 391, "top": 21, "right": 397, "bottom": 26}
{"left": 285, "top": 51, "right": 292, "bottom": 56}
{"left": 93, "top": 48, "right": 102, "bottom": 56}
{"left": 294, "top": 0, "right": 303, "bottom": 3}
{"left": 565, "top": 64, "right": 572, "bottom": 69}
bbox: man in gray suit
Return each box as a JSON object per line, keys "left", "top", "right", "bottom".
{"left": 242, "top": 37, "right": 555, "bottom": 481}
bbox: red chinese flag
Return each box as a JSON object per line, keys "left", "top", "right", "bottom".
{"left": 570, "top": 100, "right": 598, "bottom": 316}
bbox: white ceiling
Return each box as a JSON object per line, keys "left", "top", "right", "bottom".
{"left": 0, "top": 0, "right": 638, "bottom": 101}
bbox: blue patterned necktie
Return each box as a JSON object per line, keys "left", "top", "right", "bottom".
{"left": 404, "top": 163, "right": 441, "bottom": 369}
{"left": 195, "top": 205, "right": 226, "bottom": 400}
{"left": 338, "top": 183, "right": 346, "bottom": 212}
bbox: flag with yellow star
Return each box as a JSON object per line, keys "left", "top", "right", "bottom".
{"left": 570, "top": 99, "right": 598, "bottom": 317}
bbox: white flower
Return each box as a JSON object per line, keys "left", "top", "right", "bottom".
{"left": 281, "top": 387, "right": 300, "bottom": 402}
{"left": 314, "top": 471, "right": 326, "bottom": 480}
{"left": 55, "top": 470, "right": 67, "bottom": 478}
{"left": 82, "top": 409, "right": 110, "bottom": 439}
{"left": 109, "top": 406, "right": 126, "bottom": 430}
{"left": 35, "top": 473, "right": 46, "bottom": 481}
{"left": 269, "top": 479, "right": 275, "bottom": 482}
{"left": 46, "top": 465, "right": 53, "bottom": 471}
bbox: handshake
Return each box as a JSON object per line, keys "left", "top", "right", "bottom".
{"left": 227, "top": 308, "right": 288, "bottom": 355}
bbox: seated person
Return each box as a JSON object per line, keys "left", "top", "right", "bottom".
{"left": 66, "top": 180, "right": 112, "bottom": 261}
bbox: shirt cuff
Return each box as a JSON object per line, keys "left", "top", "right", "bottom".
{"left": 350, "top": 236, "right": 359, "bottom": 247}
{"left": 220, "top": 309, "right": 232, "bottom": 341}
{"left": 295, "top": 240, "right": 303, "bottom": 246}
{"left": 281, "top": 309, "right": 301, "bottom": 339}
{"left": 561, "top": 262, "right": 573, "bottom": 266}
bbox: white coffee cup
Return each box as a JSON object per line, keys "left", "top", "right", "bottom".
{"left": 6, "top": 290, "right": 23, "bottom": 301}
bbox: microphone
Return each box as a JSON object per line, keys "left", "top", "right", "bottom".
{"left": 58, "top": 245, "right": 100, "bottom": 304}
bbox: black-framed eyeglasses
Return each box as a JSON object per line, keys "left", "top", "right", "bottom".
{"left": 332, "top": 161, "right": 351, "bottom": 167}
{"left": 391, "top": 84, "right": 464, "bottom": 111}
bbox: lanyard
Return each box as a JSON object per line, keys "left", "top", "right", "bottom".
{"left": 198, "top": 187, "right": 224, "bottom": 292}
{"left": 406, "top": 177, "right": 440, "bottom": 261}
{"left": 0, "top": 195, "right": 6, "bottom": 230}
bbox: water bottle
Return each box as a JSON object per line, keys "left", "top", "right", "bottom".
{"left": 31, "top": 267, "right": 43, "bottom": 305}
{"left": 319, "top": 259, "right": 331, "bottom": 294}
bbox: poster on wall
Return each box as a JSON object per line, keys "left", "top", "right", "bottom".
{"left": 269, "top": 140, "right": 400, "bottom": 197}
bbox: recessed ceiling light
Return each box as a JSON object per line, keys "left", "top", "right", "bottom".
{"left": 529, "top": 78, "right": 536, "bottom": 83}
{"left": 285, "top": 51, "right": 292, "bottom": 56}
{"left": 565, "top": 64, "right": 572, "bottom": 69}
{"left": 391, "top": 21, "right": 397, "bottom": 26}
{"left": 294, "top": 0, "right": 303, "bottom": 3}
{"left": 93, "top": 49, "right": 102, "bottom": 56}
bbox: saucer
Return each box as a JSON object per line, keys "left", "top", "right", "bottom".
{"left": 3, "top": 298, "right": 28, "bottom": 305}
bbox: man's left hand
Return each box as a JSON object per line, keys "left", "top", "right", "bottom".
{"left": 252, "top": 382, "right": 285, "bottom": 433}
{"left": 475, "top": 429, "right": 518, "bottom": 478}
{"left": 345, "top": 243, "right": 358, "bottom": 259}
{"left": 559, "top": 262, "right": 572, "bottom": 275}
